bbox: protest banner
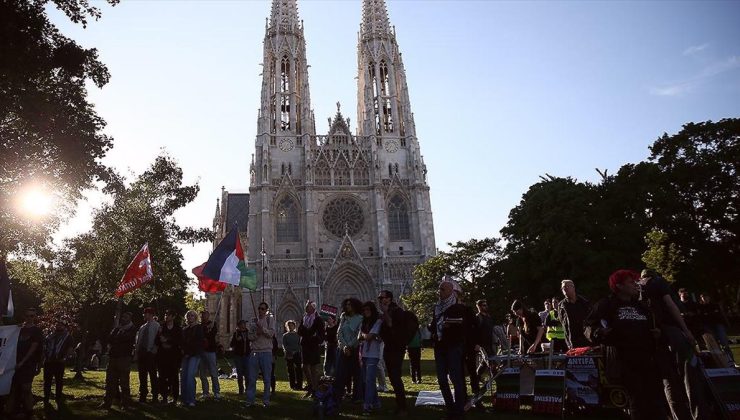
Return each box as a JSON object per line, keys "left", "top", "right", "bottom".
{"left": 0, "top": 325, "right": 21, "bottom": 395}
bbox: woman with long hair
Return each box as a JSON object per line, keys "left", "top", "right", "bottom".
{"left": 358, "top": 301, "right": 383, "bottom": 415}
{"left": 510, "top": 300, "right": 544, "bottom": 354}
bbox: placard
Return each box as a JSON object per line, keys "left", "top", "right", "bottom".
{"left": 705, "top": 368, "right": 740, "bottom": 419}
{"left": 319, "top": 304, "right": 338, "bottom": 321}
{"left": 533, "top": 369, "right": 565, "bottom": 415}
{"left": 565, "top": 356, "right": 600, "bottom": 407}
{"left": 0, "top": 325, "right": 21, "bottom": 396}
{"left": 494, "top": 367, "right": 521, "bottom": 411}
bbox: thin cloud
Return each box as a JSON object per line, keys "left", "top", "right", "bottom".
{"left": 683, "top": 43, "right": 709, "bottom": 56}
{"left": 650, "top": 55, "right": 740, "bottom": 97}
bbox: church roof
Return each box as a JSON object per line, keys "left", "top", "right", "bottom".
{"left": 226, "top": 193, "right": 250, "bottom": 232}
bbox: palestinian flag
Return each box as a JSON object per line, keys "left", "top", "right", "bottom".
{"left": 192, "top": 263, "right": 227, "bottom": 293}
{"left": 203, "top": 229, "right": 257, "bottom": 291}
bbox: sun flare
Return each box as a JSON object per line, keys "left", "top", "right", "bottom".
{"left": 19, "top": 186, "right": 54, "bottom": 218}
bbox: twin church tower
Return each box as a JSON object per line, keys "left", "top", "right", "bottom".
{"left": 211, "top": 0, "right": 435, "bottom": 340}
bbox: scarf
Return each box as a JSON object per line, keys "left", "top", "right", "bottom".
{"left": 303, "top": 311, "right": 316, "bottom": 328}
{"left": 434, "top": 293, "right": 457, "bottom": 340}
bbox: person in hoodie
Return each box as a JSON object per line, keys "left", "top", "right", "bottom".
{"left": 584, "top": 270, "right": 667, "bottom": 420}
{"left": 246, "top": 302, "right": 275, "bottom": 408}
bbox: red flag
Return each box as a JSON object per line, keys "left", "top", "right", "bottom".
{"left": 115, "top": 244, "right": 153, "bottom": 297}
{"left": 193, "top": 263, "right": 227, "bottom": 293}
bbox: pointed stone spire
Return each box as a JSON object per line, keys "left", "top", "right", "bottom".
{"left": 269, "top": 0, "right": 300, "bottom": 34}
{"left": 361, "top": 0, "right": 392, "bottom": 40}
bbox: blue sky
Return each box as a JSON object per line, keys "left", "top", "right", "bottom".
{"left": 49, "top": 0, "right": 740, "bottom": 283}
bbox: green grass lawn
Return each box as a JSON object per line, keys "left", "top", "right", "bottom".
{"left": 18, "top": 345, "right": 740, "bottom": 419}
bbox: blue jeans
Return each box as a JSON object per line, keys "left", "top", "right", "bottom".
{"left": 199, "top": 351, "right": 220, "bottom": 395}
{"left": 361, "top": 357, "right": 380, "bottom": 411}
{"left": 434, "top": 344, "right": 466, "bottom": 416}
{"left": 180, "top": 355, "right": 201, "bottom": 405}
{"left": 334, "top": 347, "right": 362, "bottom": 401}
{"left": 247, "top": 351, "right": 272, "bottom": 404}
{"left": 233, "top": 355, "right": 250, "bottom": 393}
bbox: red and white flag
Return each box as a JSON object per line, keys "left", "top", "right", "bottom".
{"left": 115, "top": 244, "right": 153, "bottom": 297}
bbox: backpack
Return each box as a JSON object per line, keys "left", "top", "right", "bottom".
{"left": 398, "top": 309, "right": 420, "bottom": 347}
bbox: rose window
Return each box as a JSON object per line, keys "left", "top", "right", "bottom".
{"left": 322, "top": 197, "right": 365, "bottom": 237}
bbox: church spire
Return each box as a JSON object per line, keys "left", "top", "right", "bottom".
{"left": 360, "top": 0, "right": 392, "bottom": 40}
{"left": 356, "top": 0, "right": 415, "bottom": 140}
{"left": 269, "top": 0, "right": 300, "bottom": 35}
{"left": 257, "top": 0, "right": 315, "bottom": 136}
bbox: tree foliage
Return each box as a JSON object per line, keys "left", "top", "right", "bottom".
{"left": 16, "top": 155, "right": 213, "bottom": 339}
{"left": 404, "top": 238, "right": 502, "bottom": 323}
{"left": 0, "top": 0, "right": 117, "bottom": 257}
{"left": 407, "top": 118, "right": 740, "bottom": 315}
{"left": 642, "top": 230, "right": 683, "bottom": 283}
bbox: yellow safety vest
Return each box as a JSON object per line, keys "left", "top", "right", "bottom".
{"left": 545, "top": 310, "right": 565, "bottom": 341}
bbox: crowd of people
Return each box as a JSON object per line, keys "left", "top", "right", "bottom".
{"left": 2, "top": 269, "right": 735, "bottom": 420}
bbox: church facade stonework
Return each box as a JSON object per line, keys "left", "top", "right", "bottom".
{"left": 212, "top": 0, "right": 435, "bottom": 343}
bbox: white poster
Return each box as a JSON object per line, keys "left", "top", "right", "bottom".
{"left": 0, "top": 325, "right": 20, "bottom": 396}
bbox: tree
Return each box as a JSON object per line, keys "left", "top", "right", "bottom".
{"left": 642, "top": 230, "right": 683, "bottom": 283}
{"left": 404, "top": 238, "right": 502, "bottom": 323}
{"left": 647, "top": 119, "right": 740, "bottom": 296}
{"left": 39, "top": 155, "right": 212, "bottom": 341}
{"left": 0, "top": 0, "right": 117, "bottom": 258}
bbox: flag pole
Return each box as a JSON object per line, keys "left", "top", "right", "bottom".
{"left": 113, "top": 297, "right": 122, "bottom": 328}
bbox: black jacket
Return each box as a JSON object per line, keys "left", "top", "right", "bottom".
{"left": 230, "top": 330, "right": 251, "bottom": 356}
{"left": 108, "top": 323, "right": 136, "bottom": 358}
{"left": 297, "top": 316, "right": 325, "bottom": 364}
{"left": 379, "top": 303, "right": 408, "bottom": 351}
{"left": 429, "top": 303, "right": 477, "bottom": 349}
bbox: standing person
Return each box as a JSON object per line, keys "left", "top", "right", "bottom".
{"left": 699, "top": 293, "right": 733, "bottom": 361}
{"left": 324, "top": 315, "right": 339, "bottom": 377}
{"left": 640, "top": 269, "right": 705, "bottom": 420}
{"left": 231, "top": 320, "right": 251, "bottom": 395}
{"left": 136, "top": 307, "right": 160, "bottom": 403}
{"left": 180, "top": 310, "right": 204, "bottom": 408}
{"left": 377, "top": 290, "right": 408, "bottom": 415}
{"left": 282, "top": 320, "right": 303, "bottom": 390}
{"left": 544, "top": 303, "right": 567, "bottom": 353}
{"left": 198, "top": 310, "right": 220, "bottom": 400}
{"left": 678, "top": 289, "right": 705, "bottom": 347}
{"left": 539, "top": 300, "right": 553, "bottom": 325}
{"left": 430, "top": 278, "right": 477, "bottom": 420}
{"left": 43, "top": 320, "right": 74, "bottom": 405}
{"left": 558, "top": 280, "right": 591, "bottom": 349}
{"left": 359, "top": 301, "right": 384, "bottom": 415}
{"left": 333, "top": 297, "right": 363, "bottom": 402}
{"left": 270, "top": 335, "right": 278, "bottom": 395}
{"left": 246, "top": 302, "right": 275, "bottom": 408}
{"left": 511, "top": 300, "right": 545, "bottom": 354}
{"left": 100, "top": 311, "right": 136, "bottom": 410}
{"left": 157, "top": 309, "right": 182, "bottom": 405}
{"left": 470, "top": 299, "right": 494, "bottom": 405}
{"left": 7, "top": 308, "right": 44, "bottom": 418}
{"left": 297, "top": 300, "right": 325, "bottom": 398}
{"left": 584, "top": 270, "right": 667, "bottom": 420}
{"left": 407, "top": 328, "right": 422, "bottom": 384}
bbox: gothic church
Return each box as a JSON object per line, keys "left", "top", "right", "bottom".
{"left": 209, "top": 0, "right": 435, "bottom": 345}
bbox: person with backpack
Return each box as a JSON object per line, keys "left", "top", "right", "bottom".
{"left": 378, "top": 289, "right": 413, "bottom": 415}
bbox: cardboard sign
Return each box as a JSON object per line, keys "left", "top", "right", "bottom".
{"left": 533, "top": 369, "right": 565, "bottom": 415}
{"left": 494, "top": 367, "right": 521, "bottom": 411}
{"left": 565, "top": 356, "right": 600, "bottom": 407}
{"left": 704, "top": 368, "right": 740, "bottom": 420}
{"left": 319, "top": 304, "right": 338, "bottom": 320}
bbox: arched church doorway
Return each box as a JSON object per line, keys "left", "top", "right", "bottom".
{"left": 322, "top": 263, "right": 375, "bottom": 308}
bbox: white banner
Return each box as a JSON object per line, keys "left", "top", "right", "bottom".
{"left": 0, "top": 325, "right": 20, "bottom": 396}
